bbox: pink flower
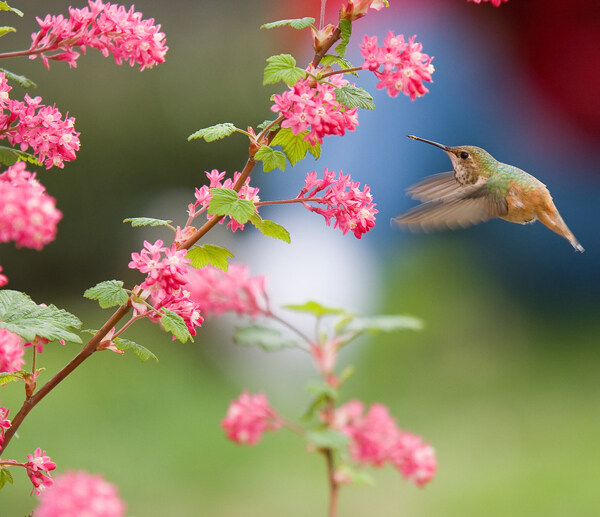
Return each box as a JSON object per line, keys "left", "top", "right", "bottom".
{"left": 29, "top": 1, "right": 168, "bottom": 70}
{"left": 341, "top": 0, "right": 387, "bottom": 21}
{"left": 359, "top": 32, "right": 434, "bottom": 101}
{"left": 35, "top": 470, "right": 126, "bottom": 517}
{"left": 390, "top": 432, "right": 437, "bottom": 487}
{"left": 222, "top": 391, "right": 282, "bottom": 445}
{"left": 186, "top": 263, "right": 268, "bottom": 318}
{"left": 298, "top": 169, "right": 377, "bottom": 238}
{"left": 0, "top": 265, "right": 7, "bottom": 287}
{"left": 0, "top": 406, "right": 11, "bottom": 446}
{"left": 25, "top": 448, "right": 57, "bottom": 495}
{"left": 0, "top": 162, "right": 63, "bottom": 249}
{"left": 0, "top": 328, "right": 25, "bottom": 373}
{"left": 468, "top": 0, "right": 508, "bottom": 5}
{"left": 271, "top": 74, "right": 359, "bottom": 145}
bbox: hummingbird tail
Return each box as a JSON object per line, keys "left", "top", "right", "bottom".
{"left": 537, "top": 209, "right": 584, "bottom": 253}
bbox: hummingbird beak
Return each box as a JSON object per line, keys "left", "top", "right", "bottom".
{"left": 406, "top": 135, "right": 449, "bottom": 152}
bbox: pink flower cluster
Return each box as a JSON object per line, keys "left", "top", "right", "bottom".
{"left": 186, "top": 263, "right": 268, "bottom": 318}
{"left": 334, "top": 401, "right": 437, "bottom": 486}
{"left": 360, "top": 32, "right": 434, "bottom": 101}
{"left": 129, "top": 240, "right": 204, "bottom": 336}
{"left": 25, "top": 448, "right": 57, "bottom": 495}
{"left": 0, "top": 406, "right": 11, "bottom": 447}
{"left": 298, "top": 169, "right": 377, "bottom": 238}
{"left": 0, "top": 328, "right": 25, "bottom": 373}
{"left": 0, "top": 162, "right": 62, "bottom": 250}
{"left": 222, "top": 391, "right": 282, "bottom": 445}
{"left": 271, "top": 74, "right": 359, "bottom": 145}
{"left": 30, "top": 0, "right": 167, "bottom": 70}
{"left": 190, "top": 170, "right": 260, "bottom": 232}
{"left": 36, "top": 470, "right": 126, "bottom": 517}
{"left": 468, "top": 0, "right": 508, "bottom": 5}
{"left": 0, "top": 73, "right": 80, "bottom": 169}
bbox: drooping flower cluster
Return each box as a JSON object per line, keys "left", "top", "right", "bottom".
{"left": 190, "top": 170, "right": 260, "bottom": 232}
{"left": 25, "top": 448, "right": 57, "bottom": 495}
{"left": 0, "top": 328, "right": 25, "bottom": 373}
{"left": 35, "top": 470, "right": 126, "bottom": 517}
{"left": 29, "top": 0, "right": 168, "bottom": 70}
{"left": 0, "top": 406, "right": 11, "bottom": 446}
{"left": 298, "top": 169, "right": 377, "bottom": 238}
{"left": 468, "top": 0, "right": 508, "bottom": 6}
{"left": 0, "top": 73, "right": 80, "bottom": 169}
{"left": 0, "top": 162, "right": 62, "bottom": 250}
{"left": 334, "top": 401, "right": 437, "bottom": 486}
{"left": 271, "top": 74, "right": 359, "bottom": 145}
{"left": 128, "top": 240, "right": 203, "bottom": 336}
{"left": 222, "top": 391, "right": 282, "bottom": 445}
{"left": 186, "top": 263, "right": 268, "bottom": 318}
{"left": 360, "top": 32, "right": 434, "bottom": 101}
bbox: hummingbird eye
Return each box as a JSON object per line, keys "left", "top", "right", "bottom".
{"left": 460, "top": 151, "right": 469, "bottom": 160}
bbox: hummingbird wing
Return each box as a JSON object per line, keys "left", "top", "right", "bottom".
{"left": 406, "top": 172, "right": 462, "bottom": 202}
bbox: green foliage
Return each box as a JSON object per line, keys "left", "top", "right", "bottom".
{"left": 160, "top": 308, "right": 193, "bottom": 343}
{"left": 335, "top": 85, "right": 375, "bottom": 110}
{"left": 270, "top": 128, "right": 321, "bottom": 166}
{"left": 0, "top": 468, "right": 14, "bottom": 491}
{"left": 306, "top": 379, "right": 338, "bottom": 401}
{"left": 0, "top": 26, "right": 15, "bottom": 38}
{"left": 255, "top": 145, "right": 286, "bottom": 172}
{"left": 0, "top": 1, "right": 23, "bottom": 17}
{"left": 233, "top": 325, "right": 297, "bottom": 352}
{"left": 249, "top": 214, "right": 291, "bottom": 243}
{"left": 84, "top": 280, "right": 129, "bottom": 309}
{"left": 335, "top": 465, "right": 375, "bottom": 486}
{"left": 0, "top": 290, "right": 82, "bottom": 343}
{"left": 343, "top": 315, "right": 424, "bottom": 334}
{"left": 284, "top": 300, "right": 346, "bottom": 317}
{"left": 0, "top": 146, "right": 40, "bottom": 167}
{"left": 256, "top": 119, "right": 279, "bottom": 132}
{"left": 261, "top": 17, "right": 315, "bottom": 30}
{"left": 207, "top": 188, "right": 256, "bottom": 224}
{"left": 335, "top": 19, "right": 352, "bottom": 57}
{"left": 0, "top": 370, "right": 25, "bottom": 386}
{"left": 305, "top": 429, "right": 349, "bottom": 450}
{"left": 188, "top": 123, "right": 238, "bottom": 142}
{"left": 0, "top": 68, "right": 36, "bottom": 89}
{"left": 320, "top": 55, "right": 358, "bottom": 76}
{"left": 123, "top": 217, "right": 172, "bottom": 228}
{"left": 113, "top": 337, "right": 158, "bottom": 363}
{"left": 186, "top": 244, "right": 234, "bottom": 272}
{"left": 263, "top": 54, "right": 306, "bottom": 86}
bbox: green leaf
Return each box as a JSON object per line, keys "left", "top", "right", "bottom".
{"left": 207, "top": 188, "right": 256, "bottom": 224}
{"left": 270, "top": 128, "right": 321, "bottom": 166}
{"left": 335, "top": 84, "right": 375, "bottom": 110}
{"left": 254, "top": 145, "right": 286, "bottom": 172}
{"left": 0, "top": 68, "right": 36, "bottom": 89}
{"left": 306, "top": 379, "right": 338, "bottom": 400}
{"left": 186, "top": 244, "right": 234, "bottom": 271}
{"left": 0, "top": 290, "right": 82, "bottom": 344}
{"left": 344, "top": 315, "right": 424, "bottom": 334}
{"left": 0, "top": 370, "right": 25, "bottom": 386}
{"left": 233, "top": 325, "right": 297, "bottom": 352}
{"left": 320, "top": 55, "right": 358, "bottom": 76}
{"left": 0, "top": 146, "right": 40, "bottom": 167}
{"left": 113, "top": 337, "right": 158, "bottom": 363}
{"left": 188, "top": 123, "right": 237, "bottom": 142}
{"left": 263, "top": 54, "right": 306, "bottom": 86}
{"left": 284, "top": 300, "right": 346, "bottom": 317}
{"left": 335, "top": 465, "right": 375, "bottom": 486}
{"left": 0, "top": 26, "right": 15, "bottom": 38}
{"left": 249, "top": 214, "right": 291, "bottom": 243}
{"left": 0, "top": 1, "right": 23, "bottom": 17}
{"left": 261, "top": 17, "right": 315, "bottom": 30}
{"left": 123, "top": 217, "right": 172, "bottom": 228}
{"left": 335, "top": 19, "right": 352, "bottom": 57}
{"left": 0, "top": 468, "right": 15, "bottom": 491}
{"left": 160, "top": 308, "right": 192, "bottom": 343}
{"left": 256, "top": 119, "right": 279, "bottom": 131}
{"left": 306, "top": 429, "right": 349, "bottom": 450}
{"left": 83, "top": 280, "right": 129, "bottom": 309}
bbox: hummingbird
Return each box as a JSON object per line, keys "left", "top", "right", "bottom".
{"left": 393, "top": 135, "right": 584, "bottom": 252}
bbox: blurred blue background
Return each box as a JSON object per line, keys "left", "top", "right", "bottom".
{"left": 2, "top": 0, "right": 599, "bottom": 515}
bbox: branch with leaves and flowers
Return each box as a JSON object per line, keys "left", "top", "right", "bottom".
{"left": 0, "top": 0, "right": 508, "bottom": 515}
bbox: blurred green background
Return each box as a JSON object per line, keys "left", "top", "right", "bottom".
{"left": 2, "top": 0, "right": 599, "bottom": 515}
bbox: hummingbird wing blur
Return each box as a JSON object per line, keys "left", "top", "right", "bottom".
{"left": 406, "top": 171, "right": 462, "bottom": 202}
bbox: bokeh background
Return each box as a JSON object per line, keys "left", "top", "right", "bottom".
{"left": 2, "top": 0, "right": 599, "bottom": 515}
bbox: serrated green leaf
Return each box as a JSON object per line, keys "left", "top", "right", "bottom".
{"left": 84, "top": 280, "right": 129, "bottom": 309}
{"left": 284, "top": 300, "right": 346, "bottom": 317}
{"left": 188, "top": 123, "right": 237, "bottom": 142}
{"left": 0, "top": 468, "right": 15, "bottom": 490}
{"left": 320, "top": 55, "right": 358, "bottom": 76}
{"left": 335, "top": 84, "right": 375, "bottom": 110}
{"left": 270, "top": 128, "right": 320, "bottom": 166}
{"left": 0, "top": 370, "right": 25, "bottom": 386}
{"left": 0, "top": 146, "right": 40, "bottom": 167}
{"left": 113, "top": 337, "right": 158, "bottom": 363}
{"left": 0, "top": 68, "right": 36, "bottom": 89}
{"left": 335, "top": 19, "right": 352, "bottom": 57}
{"left": 263, "top": 54, "right": 306, "bottom": 86}
{"left": 0, "top": 290, "right": 82, "bottom": 344}
{"left": 344, "top": 315, "right": 424, "bottom": 334}
{"left": 160, "top": 308, "right": 192, "bottom": 343}
{"left": 0, "top": 1, "right": 23, "bottom": 17}
{"left": 257, "top": 119, "right": 279, "bottom": 131}
{"left": 306, "top": 429, "right": 349, "bottom": 450}
{"left": 207, "top": 188, "right": 256, "bottom": 224}
{"left": 123, "top": 217, "right": 172, "bottom": 228}
{"left": 0, "top": 26, "right": 15, "bottom": 38}
{"left": 233, "top": 325, "right": 297, "bottom": 352}
{"left": 255, "top": 145, "right": 286, "bottom": 172}
{"left": 249, "top": 213, "right": 291, "bottom": 243}
{"left": 261, "top": 17, "right": 315, "bottom": 30}
{"left": 186, "top": 244, "right": 234, "bottom": 271}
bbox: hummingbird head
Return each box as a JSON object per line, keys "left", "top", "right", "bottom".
{"left": 407, "top": 135, "right": 497, "bottom": 181}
